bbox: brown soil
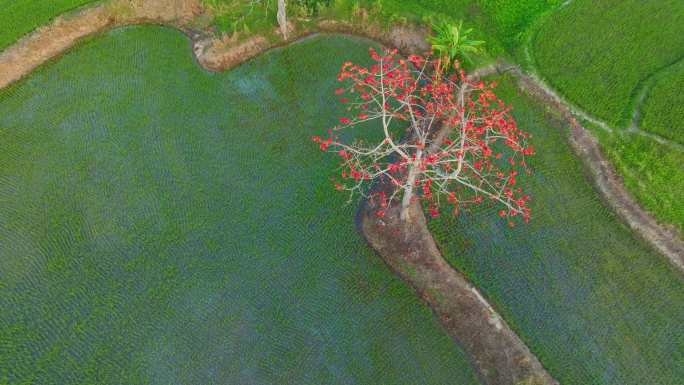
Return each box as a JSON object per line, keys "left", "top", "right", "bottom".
{"left": 195, "top": 18, "right": 431, "bottom": 73}
{"left": 358, "top": 199, "right": 558, "bottom": 385}
{"left": 489, "top": 61, "right": 684, "bottom": 271}
{"left": 1, "top": 2, "right": 681, "bottom": 383}
{"left": 0, "top": 0, "right": 203, "bottom": 90}
{"left": 317, "top": 19, "right": 431, "bottom": 54}
{"left": 0, "top": 4, "right": 112, "bottom": 89}
{"left": 196, "top": 34, "right": 270, "bottom": 72}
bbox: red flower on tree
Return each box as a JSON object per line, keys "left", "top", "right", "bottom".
{"left": 313, "top": 47, "right": 534, "bottom": 223}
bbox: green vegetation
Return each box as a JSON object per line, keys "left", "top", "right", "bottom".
{"left": 476, "top": 0, "right": 560, "bottom": 49}
{"left": 0, "top": 0, "right": 557, "bottom": 62}
{"left": 201, "top": 0, "right": 560, "bottom": 57}
{"left": 2, "top": 2, "right": 683, "bottom": 384}
{"left": 530, "top": 0, "right": 684, "bottom": 231}
{"left": 639, "top": 61, "right": 684, "bottom": 145}
{"left": 0, "top": 27, "right": 480, "bottom": 384}
{"left": 531, "top": 0, "right": 684, "bottom": 127}
{"left": 370, "top": 0, "right": 559, "bottom": 50}
{"left": 428, "top": 20, "right": 485, "bottom": 66}
{"left": 201, "top": 0, "right": 277, "bottom": 37}
{"left": 0, "top": 0, "right": 99, "bottom": 50}
{"left": 592, "top": 127, "right": 684, "bottom": 233}
{"left": 429, "top": 75, "right": 684, "bottom": 385}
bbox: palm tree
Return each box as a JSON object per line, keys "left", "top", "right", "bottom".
{"left": 428, "top": 21, "right": 485, "bottom": 71}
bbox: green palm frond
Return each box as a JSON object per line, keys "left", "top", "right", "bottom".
{"left": 428, "top": 20, "right": 485, "bottom": 69}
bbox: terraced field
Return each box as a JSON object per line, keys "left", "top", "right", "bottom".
{"left": 639, "top": 61, "right": 684, "bottom": 145}
{"left": 429, "top": 76, "right": 684, "bottom": 385}
{"left": 0, "top": 0, "right": 98, "bottom": 50}
{"left": 530, "top": 0, "right": 684, "bottom": 232}
{"left": 0, "top": 27, "right": 481, "bottom": 384}
{"left": 1, "top": 5, "right": 683, "bottom": 385}
{"left": 531, "top": 0, "right": 684, "bottom": 127}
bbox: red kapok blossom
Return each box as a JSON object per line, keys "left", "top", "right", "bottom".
{"left": 315, "top": 48, "right": 534, "bottom": 224}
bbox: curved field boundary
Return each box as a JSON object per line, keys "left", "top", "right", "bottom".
{"left": 0, "top": 0, "right": 681, "bottom": 381}
{"left": 0, "top": 0, "right": 205, "bottom": 90}
{"left": 0, "top": 0, "right": 432, "bottom": 90}
{"left": 490, "top": 61, "right": 684, "bottom": 272}
{"left": 630, "top": 56, "right": 684, "bottom": 139}
{"left": 0, "top": 3, "right": 550, "bottom": 384}
{"left": 523, "top": 0, "right": 684, "bottom": 152}
{"left": 627, "top": 56, "right": 684, "bottom": 130}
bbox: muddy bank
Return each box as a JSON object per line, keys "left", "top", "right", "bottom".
{"left": 0, "top": 0, "right": 430, "bottom": 89}
{"left": 487, "top": 61, "right": 684, "bottom": 271}
{"left": 1, "top": 1, "right": 681, "bottom": 383}
{"left": 358, "top": 199, "right": 558, "bottom": 385}
{"left": 0, "top": 0, "right": 203, "bottom": 90}
{"left": 192, "top": 18, "right": 431, "bottom": 71}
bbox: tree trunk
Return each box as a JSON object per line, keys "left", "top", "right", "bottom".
{"left": 400, "top": 163, "right": 419, "bottom": 222}
{"left": 277, "top": 0, "right": 288, "bottom": 40}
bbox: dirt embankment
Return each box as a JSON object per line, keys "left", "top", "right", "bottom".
{"left": 359, "top": 199, "right": 558, "bottom": 385}
{"left": 1, "top": 1, "right": 681, "bottom": 383}
{"left": 0, "top": 0, "right": 204, "bottom": 90}
{"left": 489, "top": 61, "right": 684, "bottom": 271}
{"left": 195, "top": 18, "right": 431, "bottom": 72}
{"left": 0, "top": 0, "right": 431, "bottom": 88}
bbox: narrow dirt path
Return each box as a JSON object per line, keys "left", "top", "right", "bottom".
{"left": 0, "top": 0, "right": 203, "bottom": 90}
{"left": 523, "top": 0, "right": 683, "bottom": 152}
{"left": 0, "top": 2, "right": 681, "bottom": 383}
{"left": 491, "top": 61, "right": 684, "bottom": 271}
{"left": 359, "top": 201, "right": 559, "bottom": 385}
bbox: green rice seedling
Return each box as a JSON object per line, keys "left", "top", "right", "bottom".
{"left": 0, "top": 26, "right": 481, "bottom": 384}
{"left": 429, "top": 75, "right": 684, "bottom": 385}
{"left": 531, "top": 0, "right": 684, "bottom": 127}
{"left": 0, "top": 0, "right": 99, "bottom": 50}
{"left": 639, "top": 62, "right": 684, "bottom": 145}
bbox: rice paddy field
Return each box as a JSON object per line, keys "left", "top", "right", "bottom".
{"left": 530, "top": 0, "right": 684, "bottom": 233}
{"left": 0, "top": 27, "right": 481, "bottom": 384}
{"left": 639, "top": 61, "right": 684, "bottom": 145}
{"left": 1, "top": 3, "right": 683, "bottom": 385}
{"left": 531, "top": 0, "right": 684, "bottom": 128}
{"left": 592, "top": 127, "right": 684, "bottom": 233}
{"left": 629, "top": 61, "right": 684, "bottom": 229}
{"left": 0, "top": 0, "right": 98, "bottom": 50}
{"left": 429, "top": 75, "right": 684, "bottom": 385}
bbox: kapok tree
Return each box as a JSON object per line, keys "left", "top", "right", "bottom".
{"left": 312, "top": 48, "right": 534, "bottom": 224}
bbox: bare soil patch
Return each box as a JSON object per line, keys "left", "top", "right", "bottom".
{"left": 0, "top": 0, "right": 202, "bottom": 89}
{"left": 2, "top": 3, "right": 681, "bottom": 383}
{"left": 358, "top": 200, "right": 558, "bottom": 385}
